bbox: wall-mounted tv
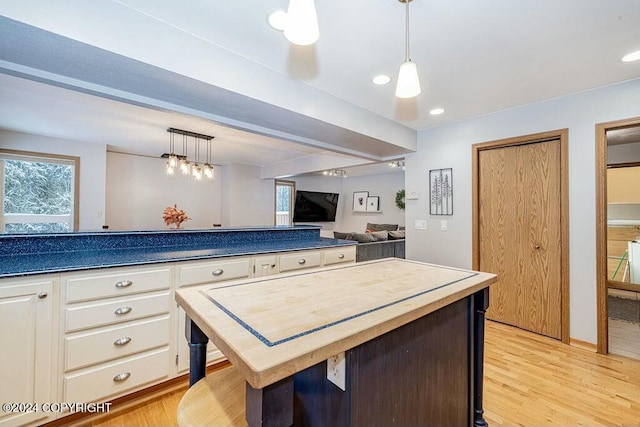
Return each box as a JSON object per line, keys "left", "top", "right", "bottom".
{"left": 292, "top": 190, "right": 339, "bottom": 222}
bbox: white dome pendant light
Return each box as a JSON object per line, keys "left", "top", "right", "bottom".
{"left": 395, "top": 0, "right": 421, "bottom": 98}
{"left": 284, "top": 0, "right": 319, "bottom": 46}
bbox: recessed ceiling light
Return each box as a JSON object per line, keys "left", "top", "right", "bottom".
{"left": 622, "top": 50, "right": 640, "bottom": 63}
{"left": 429, "top": 108, "right": 445, "bottom": 115}
{"left": 372, "top": 75, "right": 391, "bottom": 85}
{"left": 267, "top": 9, "right": 287, "bottom": 31}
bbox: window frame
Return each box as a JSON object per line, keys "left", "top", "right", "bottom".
{"left": 274, "top": 179, "right": 296, "bottom": 226}
{"left": 0, "top": 148, "right": 80, "bottom": 233}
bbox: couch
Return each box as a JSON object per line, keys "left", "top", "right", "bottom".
{"left": 334, "top": 223, "right": 406, "bottom": 262}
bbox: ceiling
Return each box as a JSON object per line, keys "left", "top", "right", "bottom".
{"left": 1, "top": 0, "right": 640, "bottom": 177}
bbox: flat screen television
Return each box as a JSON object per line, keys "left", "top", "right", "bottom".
{"left": 292, "top": 190, "right": 339, "bottom": 222}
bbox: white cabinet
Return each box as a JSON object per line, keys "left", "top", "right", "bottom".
{"left": 0, "top": 277, "right": 56, "bottom": 427}
{"left": 253, "top": 255, "right": 279, "bottom": 277}
{"left": 59, "top": 266, "right": 172, "bottom": 405}
{"left": 279, "top": 250, "right": 322, "bottom": 272}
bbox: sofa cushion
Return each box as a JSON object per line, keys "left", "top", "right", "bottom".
{"left": 388, "top": 230, "right": 406, "bottom": 240}
{"left": 368, "top": 230, "right": 389, "bottom": 241}
{"left": 366, "top": 223, "right": 399, "bottom": 232}
{"left": 350, "top": 232, "right": 376, "bottom": 243}
{"left": 333, "top": 231, "right": 354, "bottom": 240}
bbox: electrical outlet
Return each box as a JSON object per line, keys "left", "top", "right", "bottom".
{"left": 326, "top": 352, "right": 346, "bottom": 391}
{"left": 440, "top": 220, "right": 448, "bottom": 231}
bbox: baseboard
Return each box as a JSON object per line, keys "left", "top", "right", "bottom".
{"left": 570, "top": 337, "right": 597, "bottom": 352}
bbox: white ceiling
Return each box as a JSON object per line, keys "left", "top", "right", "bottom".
{"left": 1, "top": 0, "right": 640, "bottom": 176}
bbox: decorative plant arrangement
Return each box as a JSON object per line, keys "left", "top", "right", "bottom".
{"left": 395, "top": 189, "right": 405, "bottom": 210}
{"left": 163, "top": 204, "right": 191, "bottom": 229}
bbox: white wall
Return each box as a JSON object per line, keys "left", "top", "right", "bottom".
{"left": 290, "top": 172, "right": 406, "bottom": 237}
{"left": 406, "top": 78, "right": 640, "bottom": 344}
{"left": 0, "top": 129, "right": 106, "bottom": 231}
{"left": 340, "top": 172, "right": 405, "bottom": 233}
{"left": 220, "top": 164, "right": 274, "bottom": 227}
{"left": 106, "top": 152, "right": 221, "bottom": 230}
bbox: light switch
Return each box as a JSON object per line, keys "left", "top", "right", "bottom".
{"left": 440, "top": 220, "right": 448, "bottom": 231}
{"left": 415, "top": 220, "right": 427, "bottom": 230}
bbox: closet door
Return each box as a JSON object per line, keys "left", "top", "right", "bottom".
{"left": 479, "top": 139, "right": 562, "bottom": 339}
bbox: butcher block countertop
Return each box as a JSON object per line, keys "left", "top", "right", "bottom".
{"left": 175, "top": 258, "right": 496, "bottom": 389}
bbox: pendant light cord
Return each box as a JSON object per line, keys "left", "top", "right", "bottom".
{"left": 405, "top": 0, "right": 410, "bottom": 61}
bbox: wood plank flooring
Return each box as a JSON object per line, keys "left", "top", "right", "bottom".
{"left": 608, "top": 318, "right": 640, "bottom": 360}
{"left": 66, "top": 321, "right": 640, "bottom": 427}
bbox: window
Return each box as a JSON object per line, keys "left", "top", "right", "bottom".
{"left": 1, "top": 150, "right": 79, "bottom": 233}
{"left": 275, "top": 180, "right": 295, "bottom": 226}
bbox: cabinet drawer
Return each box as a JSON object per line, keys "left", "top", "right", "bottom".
{"left": 65, "top": 267, "right": 171, "bottom": 303}
{"left": 179, "top": 259, "right": 250, "bottom": 287}
{"left": 65, "top": 315, "right": 170, "bottom": 371}
{"left": 65, "top": 292, "right": 170, "bottom": 332}
{"left": 64, "top": 348, "right": 170, "bottom": 403}
{"left": 324, "top": 247, "right": 356, "bottom": 265}
{"left": 279, "top": 251, "right": 322, "bottom": 272}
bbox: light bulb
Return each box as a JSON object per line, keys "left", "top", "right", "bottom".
{"left": 284, "top": 0, "right": 319, "bottom": 46}
{"left": 166, "top": 162, "right": 175, "bottom": 175}
{"left": 204, "top": 164, "right": 214, "bottom": 179}
{"left": 168, "top": 154, "right": 178, "bottom": 167}
{"left": 395, "top": 60, "right": 421, "bottom": 98}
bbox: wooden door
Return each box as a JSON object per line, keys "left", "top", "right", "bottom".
{"left": 478, "top": 139, "right": 562, "bottom": 339}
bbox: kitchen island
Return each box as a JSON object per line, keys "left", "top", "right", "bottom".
{"left": 177, "top": 258, "right": 496, "bottom": 427}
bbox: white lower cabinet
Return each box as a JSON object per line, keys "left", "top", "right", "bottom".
{"left": 0, "top": 278, "right": 56, "bottom": 427}
{"left": 0, "top": 245, "right": 356, "bottom": 426}
{"left": 59, "top": 267, "right": 173, "bottom": 414}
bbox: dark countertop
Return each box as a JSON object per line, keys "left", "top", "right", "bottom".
{"left": 0, "top": 227, "right": 355, "bottom": 278}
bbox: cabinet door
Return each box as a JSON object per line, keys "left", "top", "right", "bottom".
{"left": 0, "top": 280, "right": 54, "bottom": 427}
{"left": 253, "top": 255, "right": 279, "bottom": 277}
{"left": 176, "top": 306, "right": 224, "bottom": 373}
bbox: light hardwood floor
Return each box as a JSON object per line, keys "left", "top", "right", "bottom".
{"left": 66, "top": 321, "right": 640, "bottom": 427}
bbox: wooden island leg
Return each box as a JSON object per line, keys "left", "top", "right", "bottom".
{"left": 186, "top": 316, "right": 208, "bottom": 387}
{"left": 474, "top": 288, "right": 490, "bottom": 427}
{"left": 246, "top": 377, "right": 294, "bottom": 427}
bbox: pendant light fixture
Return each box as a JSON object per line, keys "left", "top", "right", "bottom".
{"left": 284, "top": 0, "right": 319, "bottom": 46}
{"left": 395, "top": 0, "right": 421, "bottom": 99}
{"left": 163, "top": 128, "right": 215, "bottom": 181}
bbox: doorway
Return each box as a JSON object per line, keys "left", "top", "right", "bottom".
{"left": 472, "top": 129, "right": 569, "bottom": 342}
{"left": 596, "top": 117, "right": 640, "bottom": 356}
{"left": 275, "top": 180, "right": 295, "bottom": 226}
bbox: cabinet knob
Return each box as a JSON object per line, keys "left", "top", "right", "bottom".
{"left": 37, "top": 292, "right": 48, "bottom": 299}
{"left": 113, "top": 372, "right": 131, "bottom": 382}
{"left": 298, "top": 259, "right": 306, "bottom": 265}
{"left": 338, "top": 254, "right": 345, "bottom": 259}
{"left": 115, "top": 280, "right": 133, "bottom": 288}
{"left": 113, "top": 337, "right": 132, "bottom": 346}
{"left": 114, "top": 306, "right": 132, "bottom": 315}
{"left": 212, "top": 269, "right": 224, "bottom": 276}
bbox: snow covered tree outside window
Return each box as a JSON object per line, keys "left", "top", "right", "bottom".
{"left": 275, "top": 180, "right": 295, "bottom": 225}
{"left": 1, "top": 151, "right": 76, "bottom": 233}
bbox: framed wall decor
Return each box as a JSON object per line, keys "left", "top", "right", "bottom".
{"left": 429, "top": 168, "right": 453, "bottom": 215}
{"left": 353, "top": 191, "right": 369, "bottom": 212}
{"left": 366, "top": 196, "right": 380, "bottom": 212}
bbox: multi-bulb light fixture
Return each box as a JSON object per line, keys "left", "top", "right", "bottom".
{"left": 163, "top": 128, "right": 215, "bottom": 181}
{"left": 389, "top": 160, "right": 406, "bottom": 170}
{"left": 322, "top": 169, "right": 347, "bottom": 177}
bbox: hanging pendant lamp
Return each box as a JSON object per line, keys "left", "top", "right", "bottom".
{"left": 284, "top": 0, "right": 319, "bottom": 46}
{"left": 395, "top": 0, "right": 421, "bottom": 98}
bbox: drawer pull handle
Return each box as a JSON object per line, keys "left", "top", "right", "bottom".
{"left": 114, "top": 337, "right": 132, "bottom": 346}
{"left": 115, "top": 280, "right": 133, "bottom": 288}
{"left": 212, "top": 269, "right": 224, "bottom": 276}
{"left": 37, "top": 292, "right": 48, "bottom": 299}
{"left": 114, "top": 306, "right": 132, "bottom": 315}
{"left": 298, "top": 259, "right": 306, "bottom": 265}
{"left": 338, "top": 254, "right": 345, "bottom": 259}
{"left": 113, "top": 372, "right": 131, "bottom": 382}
